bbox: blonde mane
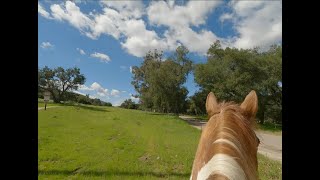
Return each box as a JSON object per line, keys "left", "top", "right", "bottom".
{"left": 191, "top": 91, "right": 259, "bottom": 180}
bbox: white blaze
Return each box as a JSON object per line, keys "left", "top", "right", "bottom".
{"left": 197, "top": 153, "right": 246, "bottom": 180}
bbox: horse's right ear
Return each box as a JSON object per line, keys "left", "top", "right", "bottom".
{"left": 206, "top": 92, "right": 219, "bottom": 118}
{"left": 240, "top": 90, "right": 258, "bottom": 119}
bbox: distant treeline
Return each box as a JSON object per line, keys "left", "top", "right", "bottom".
{"left": 38, "top": 88, "right": 112, "bottom": 106}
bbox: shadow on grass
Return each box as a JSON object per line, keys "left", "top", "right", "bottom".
{"left": 76, "top": 105, "right": 110, "bottom": 112}
{"left": 38, "top": 170, "right": 190, "bottom": 178}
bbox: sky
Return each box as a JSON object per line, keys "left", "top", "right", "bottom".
{"left": 38, "top": 0, "right": 282, "bottom": 106}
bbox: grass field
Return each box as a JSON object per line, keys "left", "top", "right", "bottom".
{"left": 38, "top": 102, "right": 64, "bottom": 108}
{"left": 38, "top": 105, "right": 281, "bottom": 179}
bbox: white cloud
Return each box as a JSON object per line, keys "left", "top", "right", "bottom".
{"left": 101, "top": 1, "right": 145, "bottom": 19}
{"left": 91, "top": 82, "right": 108, "bottom": 95}
{"left": 120, "top": 19, "right": 171, "bottom": 57}
{"left": 228, "top": 1, "right": 282, "bottom": 50}
{"left": 77, "top": 82, "right": 131, "bottom": 104}
{"left": 111, "top": 89, "right": 120, "bottom": 96}
{"left": 88, "top": 1, "right": 145, "bottom": 39}
{"left": 97, "top": 92, "right": 106, "bottom": 97}
{"left": 146, "top": 1, "right": 223, "bottom": 55}
{"left": 50, "top": 1, "right": 93, "bottom": 33}
{"left": 73, "top": 90, "right": 86, "bottom": 96}
{"left": 129, "top": 66, "right": 133, "bottom": 73}
{"left": 40, "top": 42, "right": 54, "bottom": 49}
{"left": 220, "top": 13, "right": 233, "bottom": 23}
{"left": 42, "top": 1, "right": 281, "bottom": 57}
{"left": 147, "top": 1, "right": 221, "bottom": 28}
{"left": 112, "top": 98, "right": 125, "bottom": 106}
{"left": 78, "top": 83, "right": 109, "bottom": 98}
{"left": 130, "top": 96, "right": 139, "bottom": 102}
{"left": 166, "top": 27, "right": 219, "bottom": 55}
{"left": 78, "top": 84, "right": 94, "bottom": 91}
{"left": 89, "top": 8, "right": 122, "bottom": 39}
{"left": 43, "top": 1, "right": 170, "bottom": 57}
{"left": 112, "top": 93, "right": 138, "bottom": 106}
{"left": 77, "top": 48, "right": 86, "bottom": 55}
{"left": 91, "top": 82, "right": 102, "bottom": 90}
{"left": 129, "top": 93, "right": 139, "bottom": 103}
{"left": 38, "top": 2, "right": 52, "bottom": 19}
{"left": 90, "top": 52, "right": 111, "bottom": 62}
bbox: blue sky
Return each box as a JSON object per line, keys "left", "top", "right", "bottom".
{"left": 38, "top": 0, "right": 282, "bottom": 106}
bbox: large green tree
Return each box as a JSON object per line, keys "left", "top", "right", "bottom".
{"left": 131, "top": 46, "right": 192, "bottom": 114}
{"left": 194, "top": 41, "right": 282, "bottom": 124}
{"left": 38, "top": 66, "right": 86, "bottom": 103}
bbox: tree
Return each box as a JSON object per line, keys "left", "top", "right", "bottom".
{"left": 194, "top": 40, "right": 282, "bottom": 124}
{"left": 103, "top": 102, "right": 112, "bottom": 107}
{"left": 120, "top": 99, "right": 138, "bottom": 109}
{"left": 92, "top": 98, "right": 102, "bottom": 106}
{"left": 38, "top": 66, "right": 86, "bottom": 103}
{"left": 187, "top": 90, "right": 208, "bottom": 115}
{"left": 131, "top": 46, "right": 192, "bottom": 114}
{"left": 254, "top": 45, "right": 282, "bottom": 124}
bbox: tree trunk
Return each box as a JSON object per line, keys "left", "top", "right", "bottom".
{"left": 257, "top": 95, "right": 266, "bottom": 124}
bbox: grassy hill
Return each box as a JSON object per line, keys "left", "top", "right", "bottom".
{"left": 38, "top": 105, "right": 281, "bottom": 179}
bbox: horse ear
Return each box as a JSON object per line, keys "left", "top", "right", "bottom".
{"left": 206, "top": 92, "right": 219, "bottom": 118}
{"left": 240, "top": 90, "right": 258, "bottom": 119}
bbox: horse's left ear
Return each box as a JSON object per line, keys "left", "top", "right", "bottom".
{"left": 206, "top": 92, "right": 219, "bottom": 118}
{"left": 240, "top": 90, "right": 258, "bottom": 118}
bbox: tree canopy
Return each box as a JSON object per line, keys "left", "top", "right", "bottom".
{"left": 38, "top": 66, "right": 86, "bottom": 103}
{"left": 193, "top": 41, "right": 282, "bottom": 123}
{"left": 131, "top": 46, "right": 192, "bottom": 113}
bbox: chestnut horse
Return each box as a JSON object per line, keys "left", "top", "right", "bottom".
{"left": 190, "top": 91, "right": 260, "bottom": 180}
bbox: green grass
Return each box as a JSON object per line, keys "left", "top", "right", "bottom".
{"left": 39, "top": 106, "right": 200, "bottom": 179}
{"left": 258, "top": 154, "right": 282, "bottom": 180}
{"left": 38, "top": 102, "right": 64, "bottom": 108}
{"left": 39, "top": 105, "right": 281, "bottom": 179}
